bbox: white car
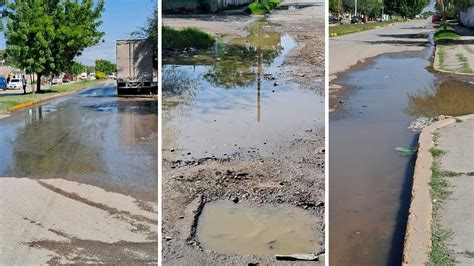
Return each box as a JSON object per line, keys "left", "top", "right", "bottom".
{"left": 7, "top": 79, "right": 22, "bottom": 90}
{"left": 52, "top": 77, "right": 63, "bottom": 85}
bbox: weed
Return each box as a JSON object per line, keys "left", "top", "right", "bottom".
{"left": 329, "top": 21, "right": 393, "bottom": 36}
{"left": 430, "top": 147, "right": 446, "bottom": 158}
{"left": 162, "top": 27, "right": 214, "bottom": 50}
{"left": 455, "top": 118, "right": 463, "bottom": 123}
{"left": 438, "top": 45, "right": 446, "bottom": 68}
{"left": 456, "top": 53, "right": 472, "bottom": 73}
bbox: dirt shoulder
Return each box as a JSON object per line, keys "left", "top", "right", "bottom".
{"left": 162, "top": 4, "right": 325, "bottom": 265}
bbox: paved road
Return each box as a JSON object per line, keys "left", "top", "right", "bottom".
{"left": 0, "top": 84, "right": 158, "bottom": 264}
{"left": 329, "top": 19, "right": 433, "bottom": 79}
{"left": 437, "top": 114, "right": 474, "bottom": 265}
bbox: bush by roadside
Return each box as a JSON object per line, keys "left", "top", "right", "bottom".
{"left": 248, "top": 0, "right": 281, "bottom": 15}
{"left": 162, "top": 26, "right": 215, "bottom": 50}
{"left": 433, "top": 24, "right": 459, "bottom": 45}
{"left": 0, "top": 80, "right": 102, "bottom": 113}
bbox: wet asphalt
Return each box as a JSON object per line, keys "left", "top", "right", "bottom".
{"left": 0, "top": 84, "right": 158, "bottom": 201}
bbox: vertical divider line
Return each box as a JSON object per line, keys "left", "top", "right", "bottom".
{"left": 324, "top": 0, "right": 330, "bottom": 265}
{"left": 157, "top": 0, "right": 163, "bottom": 264}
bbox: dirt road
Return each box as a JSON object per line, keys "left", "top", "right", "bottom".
{"left": 163, "top": 2, "right": 325, "bottom": 264}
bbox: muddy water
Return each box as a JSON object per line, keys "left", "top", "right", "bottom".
{"left": 196, "top": 200, "right": 320, "bottom": 256}
{"left": 162, "top": 22, "right": 324, "bottom": 160}
{"left": 330, "top": 43, "right": 474, "bottom": 265}
{"left": 0, "top": 85, "right": 158, "bottom": 201}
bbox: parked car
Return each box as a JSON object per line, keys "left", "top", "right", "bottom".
{"left": 351, "top": 16, "right": 363, "bottom": 24}
{"left": 340, "top": 18, "right": 351, "bottom": 25}
{"left": 329, "top": 15, "right": 338, "bottom": 24}
{"left": 0, "top": 76, "right": 7, "bottom": 91}
{"left": 7, "top": 78, "right": 22, "bottom": 90}
{"left": 63, "top": 73, "right": 73, "bottom": 83}
{"left": 432, "top": 14, "right": 441, "bottom": 23}
{"left": 80, "top": 72, "right": 88, "bottom": 80}
{"left": 52, "top": 77, "right": 63, "bottom": 85}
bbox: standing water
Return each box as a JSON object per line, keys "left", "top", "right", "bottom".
{"left": 162, "top": 21, "right": 324, "bottom": 160}
{"left": 330, "top": 37, "right": 474, "bottom": 264}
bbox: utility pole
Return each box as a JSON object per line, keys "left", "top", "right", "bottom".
{"left": 355, "top": 0, "right": 357, "bottom": 15}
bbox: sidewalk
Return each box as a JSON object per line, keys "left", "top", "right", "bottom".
{"left": 435, "top": 115, "right": 474, "bottom": 265}
{"left": 434, "top": 24, "right": 474, "bottom": 74}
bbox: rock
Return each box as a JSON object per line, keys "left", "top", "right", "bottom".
{"left": 232, "top": 197, "right": 239, "bottom": 203}
{"left": 170, "top": 148, "right": 175, "bottom": 152}
{"left": 339, "top": 100, "right": 344, "bottom": 104}
{"left": 273, "top": 82, "right": 278, "bottom": 86}
{"left": 316, "top": 147, "right": 325, "bottom": 154}
{"left": 165, "top": 236, "right": 173, "bottom": 241}
{"left": 186, "top": 152, "right": 191, "bottom": 155}
{"left": 408, "top": 117, "right": 434, "bottom": 131}
{"left": 438, "top": 114, "right": 446, "bottom": 120}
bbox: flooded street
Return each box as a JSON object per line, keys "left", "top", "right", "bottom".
{"left": 0, "top": 84, "right": 158, "bottom": 201}
{"left": 0, "top": 83, "right": 158, "bottom": 264}
{"left": 330, "top": 43, "right": 474, "bottom": 264}
{"left": 163, "top": 22, "right": 324, "bottom": 160}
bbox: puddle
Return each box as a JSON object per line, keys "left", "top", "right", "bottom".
{"left": 406, "top": 79, "right": 474, "bottom": 117}
{"left": 163, "top": 21, "right": 324, "bottom": 160}
{"left": 196, "top": 200, "right": 320, "bottom": 256}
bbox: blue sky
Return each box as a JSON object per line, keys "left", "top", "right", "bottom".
{"left": 0, "top": 0, "right": 156, "bottom": 65}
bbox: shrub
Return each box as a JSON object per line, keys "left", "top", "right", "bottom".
{"left": 162, "top": 26, "right": 214, "bottom": 50}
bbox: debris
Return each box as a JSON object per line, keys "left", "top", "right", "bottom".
{"left": 408, "top": 117, "right": 434, "bottom": 131}
{"left": 395, "top": 146, "right": 417, "bottom": 155}
{"left": 275, "top": 253, "right": 319, "bottom": 261}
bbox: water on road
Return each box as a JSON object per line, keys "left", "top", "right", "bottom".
{"left": 0, "top": 84, "right": 158, "bottom": 201}
{"left": 162, "top": 21, "right": 324, "bottom": 161}
{"left": 330, "top": 39, "right": 474, "bottom": 265}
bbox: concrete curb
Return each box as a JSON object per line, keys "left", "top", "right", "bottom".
{"left": 7, "top": 81, "right": 109, "bottom": 113}
{"left": 433, "top": 45, "right": 474, "bottom": 76}
{"left": 402, "top": 117, "right": 455, "bottom": 265}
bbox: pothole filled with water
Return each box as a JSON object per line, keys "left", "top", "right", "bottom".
{"left": 196, "top": 200, "right": 321, "bottom": 256}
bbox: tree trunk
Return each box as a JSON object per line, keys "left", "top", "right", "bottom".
{"left": 36, "top": 73, "right": 41, "bottom": 93}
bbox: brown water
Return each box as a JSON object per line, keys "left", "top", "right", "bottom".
{"left": 330, "top": 46, "right": 474, "bottom": 265}
{"left": 196, "top": 200, "right": 320, "bottom": 256}
{"left": 162, "top": 22, "right": 324, "bottom": 160}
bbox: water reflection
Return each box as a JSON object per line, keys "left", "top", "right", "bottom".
{"left": 406, "top": 79, "right": 474, "bottom": 117}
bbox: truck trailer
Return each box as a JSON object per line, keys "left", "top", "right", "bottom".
{"left": 116, "top": 39, "right": 157, "bottom": 95}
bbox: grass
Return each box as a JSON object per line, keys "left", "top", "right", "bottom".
{"left": 0, "top": 80, "right": 102, "bottom": 113}
{"left": 437, "top": 45, "right": 446, "bottom": 68}
{"left": 429, "top": 139, "right": 455, "bottom": 265}
{"left": 433, "top": 25, "right": 460, "bottom": 45}
{"left": 456, "top": 53, "right": 472, "bottom": 73}
{"left": 162, "top": 26, "right": 214, "bottom": 50}
{"left": 329, "top": 21, "right": 393, "bottom": 36}
{"left": 248, "top": 0, "right": 281, "bottom": 15}
{"left": 455, "top": 117, "right": 463, "bottom": 123}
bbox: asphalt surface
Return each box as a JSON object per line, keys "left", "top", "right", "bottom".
{"left": 0, "top": 83, "right": 158, "bottom": 264}
{"left": 329, "top": 19, "right": 433, "bottom": 79}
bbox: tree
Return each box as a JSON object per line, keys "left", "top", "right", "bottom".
{"left": 132, "top": 0, "right": 157, "bottom": 69}
{"left": 4, "top": 0, "right": 105, "bottom": 92}
{"left": 385, "top": 0, "right": 429, "bottom": 18}
{"left": 95, "top": 59, "right": 116, "bottom": 74}
{"left": 67, "top": 61, "right": 86, "bottom": 78}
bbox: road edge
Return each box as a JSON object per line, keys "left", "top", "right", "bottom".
{"left": 7, "top": 80, "right": 111, "bottom": 113}
{"left": 402, "top": 117, "right": 455, "bottom": 265}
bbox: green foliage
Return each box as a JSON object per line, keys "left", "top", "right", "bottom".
{"left": 4, "top": 0, "right": 105, "bottom": 92}
{"left": 67, "top": 61, "right": 87, "bottom": 76}
{"left": 329, "top": 0, "right": 343, "bottom": 13}
{"left": 248, "top": 0, "right": 280, "bottom": 15}
{"left": 329, "top": 21, "right": 393, "bottom": 36}
{"left": 132, "top": 0, "right": 157, "bottom": 68}
{"left": 95, "top": 59, "right": 116, "bottom": 74}
{"left": 162, "top": 26, "right": 214, "bottom": 50}
{"left": 434, "top": 25, "right": 459, "bottom": 44}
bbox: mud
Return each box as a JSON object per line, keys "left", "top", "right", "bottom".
{"left": 162, "top": 2, "right": 325, "bottom": 264}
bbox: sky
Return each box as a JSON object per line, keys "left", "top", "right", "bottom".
{"left": 0, "top": 0, "right": 156, "bottom": 66}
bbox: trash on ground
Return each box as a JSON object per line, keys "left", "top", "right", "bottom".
{"left": 408, "top": 117, "right": 434, "bottom": 131}
{"left": 395, "top": 146, "right": 417, "bottom": 155}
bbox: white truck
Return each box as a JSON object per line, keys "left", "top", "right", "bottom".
{"left": 116, "top": 39, "right": 157, "bottom": 95}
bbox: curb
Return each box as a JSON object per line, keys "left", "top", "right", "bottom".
{"left": 402, "top": 117, "right": 459, "bottom": 265}
{"left": 433, "top": 45, "right": 474, "bottom": 76}
{"left": 7, "top": 81, "right": 109, "bottom": 112}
